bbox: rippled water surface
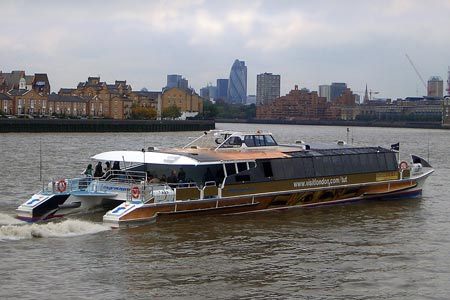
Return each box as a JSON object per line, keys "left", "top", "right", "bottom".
{"left": 1, "top": 123, "right": 449, "bottom": 299}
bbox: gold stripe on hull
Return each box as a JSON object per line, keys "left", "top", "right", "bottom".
{"left": 118, "top": 178, "right": 420, "bottom": 223}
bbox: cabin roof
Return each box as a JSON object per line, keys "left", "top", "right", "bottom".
{"left": 92, "top": 144, "right": 392, "bottom": 166}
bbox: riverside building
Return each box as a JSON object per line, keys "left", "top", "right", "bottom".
{"left": 256, "top": 72, "right": 280, "bottom": 105}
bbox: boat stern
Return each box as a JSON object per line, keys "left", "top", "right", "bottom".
{"left": 16, "top": 193, "right": 70, "bottom": 222}
{"left": 103, "top": 201, "right": 156, "bottom": 228}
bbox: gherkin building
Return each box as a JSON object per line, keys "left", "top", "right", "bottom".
{"left": 227, "top": 59, "right": 247, "bottom": 104}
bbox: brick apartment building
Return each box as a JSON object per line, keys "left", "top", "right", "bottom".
{"left": 1, "top": 71, "right": 204, "bottom": 120}
{"left": 256, "top": 85, "right": 328, "bottom": 120}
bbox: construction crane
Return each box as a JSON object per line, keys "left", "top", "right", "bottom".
{"left": 354, "top": 86, "right": 379, "bottom": 102}
{"left": 369, "top": 89, "right": 379, "bottom": 100}
{"left": 405, "top": 53, "right": 427, "bottom": 91}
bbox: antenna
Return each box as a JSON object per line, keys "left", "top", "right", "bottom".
{"left": 39, "top": 138, "right": 42, "bottom": 182}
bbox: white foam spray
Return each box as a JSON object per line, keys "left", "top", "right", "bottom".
{"left": 0, "top": 217, "right": 110, "bottom": 241}
{"left": 0, "top": 213, "right": 25, "bottom": 226}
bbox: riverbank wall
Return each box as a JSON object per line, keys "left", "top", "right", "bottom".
{"left": 0, "top": 119, "right": 215, "bottom": 133}
{"left": 216, "top": 119, "right": 443, "bottom": 129}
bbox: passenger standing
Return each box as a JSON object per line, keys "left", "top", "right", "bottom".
{"left": 83, "top": 164, "right": 93, "bottom": 177}
{"left": 177, "top": 167, "right": 186, "bottom": 182}
{"left": 94, "top": 162, "right": 103, "bottom": 178}
{"left": 104, "top": 161, "right": 111, "bottom": 173}
{"left": 111, "top": 161, "right": 120, "bottom": 177}
{"left": 112, "top": 161, "right": 120, "bottom": 170}
{"left": 160, "top": 174, "right": 167, "bottom": 183}
{"left": 167, "top": 170, "right": 178, "bottom": 186}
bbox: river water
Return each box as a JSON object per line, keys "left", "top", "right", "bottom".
{"left": 0, "top": 123, "right": 449, "bottom": 299}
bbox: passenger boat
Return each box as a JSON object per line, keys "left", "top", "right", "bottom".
{"left": 16, "top": 130, "right": 434, "bottom": 227}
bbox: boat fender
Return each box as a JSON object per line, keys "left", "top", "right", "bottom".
{"left": 399, "top": 161, "right": 409, "bottom": 171}
{"left": 411, "top": 163, "right": 422, "bottom": 172}
{"left": 131, "top": 186, "right": 140, "bottom": 199}
{"left": 56, "top": 180, "right": 67, "bottom": 193}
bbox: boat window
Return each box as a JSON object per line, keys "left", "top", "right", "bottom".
{"left": 385, "top": 153, "right": 398, "bottom": 170}
{"left": 313, "top": 157, "right": 325, "bottom": 177}
{"left": 264, "top": 135, "right": 277, "bottom": 146}
{"left": 302, "top": 157, "right": 315, "bottom": 177}
{"left": 332, "top": 156, "right": 343, "bottom": 174}
{"left": 232, "top": 136, "right": 243, "bottom": 146}
{"left": 244, "top": 135, "right": 255, "bottom": 147}
{"left": 254, "top": 135, "right": 264, "bottom": 146}
{"left": 223, "top": 136, "right": 242, "bottom": 148}
{"left": 364, "top": 154, "right": 377, "bottom": 172}
{"left": 376, "top": 152, "right": 387, "bottom": 170}
{"left": 321, "top": 156, "right": 334, "bottom": 176}
{"left": 339, "top": 155, "right": 353, "bottom": 174}
{"left": 262, "top": 161, "right": 273, "bottom": 177}
{"left": 237, "top": 162, "right": 248, "bottom": 172}
{"left": 349, "top": 154, "right": 361, "bottom": 173}
{"left": 235, "top": 174, "right": 251, "bottom": 182}
{"left": 248, "top": 162, "right": 256, "bottom": 169}
{"left": 225, "top": 163, "right": 236, "bottom": 176}
{"left": 244, "top": 135, "right": 277, "bottom": 147}
{"left": 281, "top": 159, "right": 296, "bottom": 178}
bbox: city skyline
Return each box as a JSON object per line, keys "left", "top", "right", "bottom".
{"left": 2, "top": 1, "right": 450, "bottom": 99}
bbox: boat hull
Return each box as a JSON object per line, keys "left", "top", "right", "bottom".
{"left": 16, "top": 192, "right": 121, "bottom": 222}
{"left": 103, "top": 169, "right": 433, "bottom": 228}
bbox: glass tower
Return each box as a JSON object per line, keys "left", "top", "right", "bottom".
{"left": 216, "top": 79, "right": 229, "bottom": 100}
{"left": 227, "top": 59, "right": 247, "bottom": 104}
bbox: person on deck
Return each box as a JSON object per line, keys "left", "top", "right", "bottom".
{"left": 83, "top": 164, "right": 93, "bottom": 177}
{"left": 167, "top": 170, "right": 178, "bottom": 186}
{"left": 177, "top": 167, "right": 186, "bottom": 182}
{"left": 104, "top": 161, "right": 111, "bottom": 173}
{"left": 94, "top": 162, "right": 103, "bottom": 178}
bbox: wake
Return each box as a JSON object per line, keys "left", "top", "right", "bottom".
{"left": 0, "top": 213, "right": 109, "bottom": 241}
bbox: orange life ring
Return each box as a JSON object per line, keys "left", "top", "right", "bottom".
{"left": 399, "top": 161, "right": 409, "bottom": 170}
{"left": 131, "top": 186, "right": 140, "bottom": 199}
{"left": 56, "top": 180, "right": 67, "bottom": 193}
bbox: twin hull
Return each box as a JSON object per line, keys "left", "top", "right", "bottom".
{"left": 17, "top": 169, "right": 433, "bottom": 226}
{"left": 103, "top": 170, "right": 432, "bottom": 227}
{"left": 16, "top": 181, "right": 128, "bottom": 222}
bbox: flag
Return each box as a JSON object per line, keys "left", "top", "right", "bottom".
{"left": 390, "top": 142, "right": 400, "bottom": 151}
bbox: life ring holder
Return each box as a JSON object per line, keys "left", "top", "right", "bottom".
{"left": 399, "top": 161, "right": 409, "bottom": 171}
{"left": 56, "top": 179, "right": 67, "bottom": 193}
{"left": 131, "top": 186, "right": 140, "bottom": 199}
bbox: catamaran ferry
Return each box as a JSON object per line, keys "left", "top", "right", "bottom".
{"left": 16, "top": 130, "right": 433, "bottom": 227}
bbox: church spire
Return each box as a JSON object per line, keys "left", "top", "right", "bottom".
{"left": 363, "top": 84, "right": 369, "bottom": 103}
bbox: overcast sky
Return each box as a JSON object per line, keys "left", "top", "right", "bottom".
{"left": 2, "top": 0, "right": 450, "bottom": 99}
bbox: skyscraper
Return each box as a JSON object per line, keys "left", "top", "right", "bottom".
{"left": 216, "top": 79, "right": 229, "bottom": 100}
{"left": 166, "top": 74, "right": 188, "bottom": 90}
{"left": 427, "top": 76, "right": 443, "bottom": 97}
{"left": 318, "top": 85, "right": 331, "bottom": 102}
{"left": 167, "top": 74, "right": 181, "bottom": 88}
{"left": 256, "top": 72, "right": 280, "bottom": 105}
{"left": 330, "top": 82, "right": 347, "bottom": 102}
{"left": 227, "top": 59, "right": 247, "bottom": 104}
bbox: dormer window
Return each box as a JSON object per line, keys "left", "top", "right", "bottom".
{"left": 19, "top": 78, "right": 26, "bottom": 89}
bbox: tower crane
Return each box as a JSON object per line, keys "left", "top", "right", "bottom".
{"left": 369, "top": 89, "right": 379, "bottom": 100}
{"left": 405, "top": 53, "right": 427, "bottom": 92}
